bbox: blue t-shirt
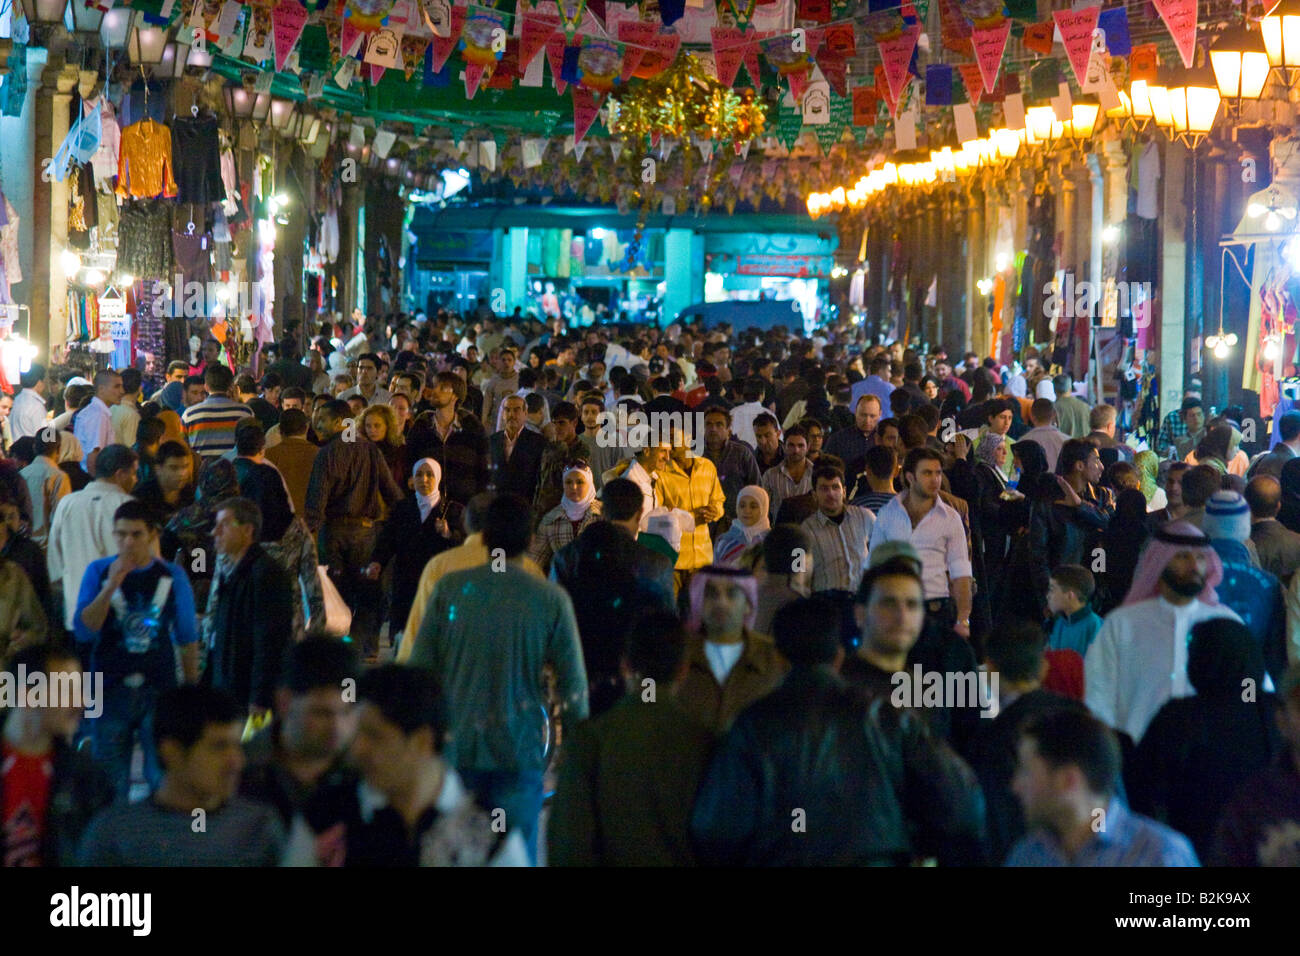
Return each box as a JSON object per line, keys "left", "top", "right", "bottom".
{"left": 1047, "top": 606, "right": 1103, "bottom": 658}
{"left": 73, "top": 557, "right": 198, "bottom": 688}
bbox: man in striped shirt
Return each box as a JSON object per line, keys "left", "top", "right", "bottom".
{"left": 181, "top": 365, "right": 252, "bottom": 459}
{"left": 801, "top": 460, "right": 875, "bottom": 595}
{"left": 760, "top": 424, "right": 812, "bottom": 521}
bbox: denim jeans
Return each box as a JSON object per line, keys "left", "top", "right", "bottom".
{"left": 92, "top": 682, "right": 164, "bottom": 801}
{"left": 458, "top": 768, "right": 546, "bottom": 865}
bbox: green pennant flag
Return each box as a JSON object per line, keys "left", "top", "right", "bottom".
{"left": 815, "top": 93, "right": 851, "bottom": 153}
{"left": 298, "top": 24, "right": 331, "bottom": 72}
{"left": 775, "top": 106, "right": 803, "bottom": 151}
{"left": 851, "top": 124, "right": 869, "bottom": 145}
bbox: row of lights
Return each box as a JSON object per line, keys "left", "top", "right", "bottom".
{"left": 1103, "top": 65, "right": 1222, "bottom": 148}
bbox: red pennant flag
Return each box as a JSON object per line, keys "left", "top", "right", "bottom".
{"left": 1053, "top": 6, "right": 1100, "bottom": 89}
{"left": 1152, "top": 0, "right": 1197, "bottom": 68}
{"left": 630, "top": 30, "right": 679, "bottom": 80}
{"left": 369, "top": 63, "right": 386, "bottom": 85}
{"left": 1022, "top": 21, "right": 1053, "bottom": 56}
{"left": 876, "top": 26, "right": 919, "bottom": 108}
{"left": 875, "top": 63, "right": 911, "bottom": 118}
{"left": 521, "top": 11, "right": 559, "bottom": 69}
{"left": 957, "top": 62, "right": 983, "bottom": 106}
{"left": 341, "top": 20, "right": 365, "bottom": 58}
{"left": 818, "top": 53, "right": 847, "bottom": 97}
{"left": 572, "top": 88, "right": 602, "bottom": 144}
{"left": 712, "top": 27, "right": 747, "bottom": 87}
{"left": 430, "top": 5, "right": 466, "bottom": 72}
{"left": 1129, "top": 43, "right": 1158, "bottom": 84}
{"left": 618, "top": 20, "right": 656, "bottom": 79}
{"left": 788, "top": 67, "right": 811, "bottom": 102}
{"left": 823, "top": 23, "right": 855, "bottom": 59}
{"left": 464, "top": 60, "right": 486, "bottom": 99}
{"left": 271, "top": 1, "right": 308, "bottom": 73}
{"left": 852, "top": 84, "right": 878, "bottom": 126}
{"left": 971, "top": 18, "right": 1010, "bottom": 94}
{"left": 546, "top": 33, "right": 571, "bottom": 93}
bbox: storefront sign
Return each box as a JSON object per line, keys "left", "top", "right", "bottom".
{"left": 734, "top": 254, "right": 827, "bottom": 276}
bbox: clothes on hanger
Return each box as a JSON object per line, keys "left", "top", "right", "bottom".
{"left": 171, "top": 113, "right": 223, "bottom": 205}
{"left": 116, "top": 199, "right": 173, "bottom": 279}
{"left": 116, "top": 119, "right": 179, "bottom": 199}
{"left": 87, "top": 97, "right": 121, "bottom": 189}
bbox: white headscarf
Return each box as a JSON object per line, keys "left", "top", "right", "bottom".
{"left": 732, "top": 485, "right": 771, "bottom": 542}
{"left": 412, "top": 457, "right": 442, "bottom": 521}
{"left": 560, "top": 463, "right": 596, "bottom": 521}
{"left": 1036, "top": 379, "right": 1057, "bottom": 401}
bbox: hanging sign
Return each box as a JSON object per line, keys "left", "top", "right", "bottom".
{"left": 271, "top": 1, "right": 308, "bottom": 72}
{"left": 1052, "top": 5, "right": 1101, "bottom": 89}
{"left": 1152, "top": 0, "right": 1197, "bottom": 68}
{"left": 876, "top": 24, "right": 920, "bottom": 107}
{"left": 970, "top": 18, "right": 1010, "bottom": 93}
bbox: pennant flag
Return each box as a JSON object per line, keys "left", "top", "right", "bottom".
{"left": 1097, "top": 6, "right": 1131, "bottom": 57}
{"left": 971, "top": 18, "right": 1010, "bottom": 93}
{"left": 521, "top": 11, "right": 559, "bottom": 69}
{"left": 402, "top": 34, "right": 430, "bottom": 78}
{"left": 609, "top": 140, "right": 622, "bottom": 160}
{"left": 1053, "top": 6, "right": 1100, "bottom": 89}
{"left": 925, "top": 63, "right": 953, "bottom": 106}
{"left": 429, "top": 4, "right": 466, "bottom": 71}
{"left": 547, "top": 33, "right": 572, "bottom": 93}
{"left": 774, "top": 106, "right": 802, "bottom": 150}
{"left": 1129, "top": 43, "right": 1158, "bottom": 84}
{"left": 818, "top": 54, "right": 847, "bottom": 97}
{"left": 957, "top": 62, "right": 983, "bottom": 106}
{"left": 341, "top": 19, "right": 365, "bottom": 58}
{"left": 271, "top": 1, "right": 308, "bottom": 72}
{"left": 622, "top": 22, "right": 679, "bottom": 80}
{"left": 1152, "top": 0, "right": 1197, "bottom": 68}
{"left": 573, "top": 139, "right": 588, "bottom": 162}
{"left": 712, "top": 26, "right": 747, "bottom": 87}
{"left": 788, "top": 68, "right": 811, "bottom": 102}
{"left": 1022, "top": 20, "right": 1053, "bottom": 55}
{"left": 572, "top": 88, "right": 602, "bottom": 143}
{"left": 877, "top": 26, "right": 920, "bottom": 107}
{"left": 618, "top": 20, "right": 655, "bottom": 79}
{"left": 852, "top": 84, "right": 879, "bottom": 125}
{"left": 823, "top": 23, "right": 855, "bottom": 59}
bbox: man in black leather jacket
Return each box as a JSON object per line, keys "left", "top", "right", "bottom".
{"left": 690, "top": 596, "right": 986, "bottom": 865}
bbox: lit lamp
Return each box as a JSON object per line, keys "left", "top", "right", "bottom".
{"left": 995, "top": 127, "right": 1021, "bottom": 160}
{"left": 1210, "top": 22, "right": 1272, "bottom": 108}
{"left": 269, "top": 98, "right": 296, "bottom": 131}
{"left": 1069, "top": 95, "right": 1100, "bottom": 142}
{"left": 1129, "top": 79, "right": 1154, "bottom": 130}
{"left": 128, "top": 16, "right": 169, "bottom": 66}
{"left": 1168, "top": 62, "right": 1222, "bottom": 148}
{"left": 159, "top": 42, "right": 188, "bottom": 79}
{"left": 99, "top": 6, "right": 132, "bottom": 51}
{"left": 1206, "top": 330, "right": 1238, "bottom": 359}
{"left": 1262, "top": 0, "right": 1300, "bottom": 86}
{"left": 1146, "top": 72, "right": 1174, "bottom": 132}
{"left": 1026, "top": 105, "right": 1056, "bottom": 145}
{"left": 252, "top": 92, "right": 272, "bottom": 123}
{"left": 187, "top": 43, "right": 213, "bottom": 69}
{"left": 224, "top": 84, "right": 256, "bottom": 119}
{"left": 64, "top": 0, "right": 105, "bottom": 36}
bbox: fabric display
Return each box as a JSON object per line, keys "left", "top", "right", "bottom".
{"left": 128, "top": 282, "right": 167, "bottom": 392}
{"left": 0, "top": 191, "right": 21, "bottom": 301}
{"left": 116, "top": 199, "right": 173, "bottom": 279}
{"left": 117, "top": 119, "right": 179, "bottom": 200}
{"left": 87, "top": 97, "right": 121, "bottom": 190}
{"left": 172, "top": 114, "right": 224, "bottom": 205}
{"left": 66, "top": 163, "right": 99, "bottom": 251}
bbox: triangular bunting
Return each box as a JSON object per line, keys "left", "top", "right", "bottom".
{"left": 464, "top": 60, "right": 486, "bottom": 98}
{"left": 341, "top": 19, "right": 365, "bottom": 58}
{"left": 711, "top": 26, "right": 746, "bottom": 88}
{"left": 271, "top": 1, "right": 308, "bottom": 73}
{"left": 521, "top": 11, "right": 559, "bottom": 69}
{"left": 788, "top": 68, "right": 811, "bottom": 102}
{"left": 609, "top": 140, "right": 622, "bottom": 160}
{"left": 547, "top": 34, "right": 571, "bottom": 93}
{"left": 573, "top": 139, "right": 588, "bottom": 162}
{"left": 1052, "top": 6, "right": 1100, "bottom": 89}
{"left": 1152, "top": 0, "right": 1197, "bottom": 68}
{"left": 971, "top": 18, "right": 1010, "bottom": 94}
{"left": 618, "top": 20, "right": 657, "bottom": 79}
{"left": 572, "top": 88, "right": 602, "bottom": 143}
{"left": 876, "top": 25, "right": 920, "bottom": 107}
{"left": 429, "top": 4, "right": 466, "bottom": 72}
{"left": 957, "top": 62, "right": 983, "bottom": 106}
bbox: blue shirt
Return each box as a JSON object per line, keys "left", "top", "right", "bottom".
{"left": 850, "top": 375, "right": 894, "bottom": 413}
{"left": 74, "top": 556, "right": 199, "bottom": 688}
{"left": 1005, "top": 799, "right": 1199, "bottom": 867}
{"left": 1048, "top": 606, "right": 1103, "bottom": 658}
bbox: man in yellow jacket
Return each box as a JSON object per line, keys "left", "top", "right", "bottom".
{"left": 657, "top": 436, "right": 725, "bottom": 592}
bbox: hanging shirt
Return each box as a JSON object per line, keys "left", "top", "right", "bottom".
{"left": 87, "top": 97, "right": 121, "bottom": 189}
{"left": 116, "top": 120, "right": 178, "bottom": 200}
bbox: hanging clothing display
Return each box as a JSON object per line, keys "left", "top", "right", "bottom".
{"left": 171, "top": 113, "right": 223, "bottom": 205}
{"left": 66, "top": 163, "right": 98, "bottom": 250}
{"left": 220, "top": 143, "right": 239, "bottom": 216}
{"left": 116, "top": 199, "right": 173, "bottom": 279}
{"left": 1136, "top": 139, "right": 1161, "bottom": 220}
{"left": 116, "top": 119, "right": 178, "bottom": 200}
{"left": 87, "top": 97, "right": 121, "bottom": 189}
{"left": 0, "top": 193, "right": 21, "bottom": 289}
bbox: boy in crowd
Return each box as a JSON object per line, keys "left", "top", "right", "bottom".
{"left": 1045, "top": 565, "right": 1102, "bottom": 658}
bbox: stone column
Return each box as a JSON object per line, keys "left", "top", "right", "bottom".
{"left": 31, "top": 53, "right": 80, "bottom": 357}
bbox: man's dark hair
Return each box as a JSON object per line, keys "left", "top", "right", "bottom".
{"left": 1050, "top": 564, "right": 1096, "bottom": 603}
{"left": 855, "top": 556, "right": 923, "bottom": 606}
{"left": 433, "top": 369, "right": 467, "bottom": 402}
{"left": 1056, "top": 439, "right": 1095, "bottom": 478}
{"left": 762, "top": 524, "right": 811, "bottom": 575}
{"left": 601, "top": 477, "right": 644, "bottom": 522}
{"left": 357, "top": 352, "right": 381, "bottom": 371}
{"left": 1181, "top": 464, "right": 1223, "bottom": 509}
{"left": 463, "top": 492, "right": 495, "bottom": 535}
{"left": 741, "top": 377, "right": 765, "bottom": 402}
{"left": 482, "top": 494, "right": 533, "bottom": 557}
{"left": 897, "top": 414, "right": 928, "bottom": 450}
{"left": 1245, "top": 475, "right": 1283, "bottom": 519}
{"left": 1030, "top": 398, "right": 1056, "bottom": 425}
{"left": 1277, "top": 410, "right": 1300, "bottom": 443}
{"left": 235, "top": 374, "right": 257, "bottom": 396}
{"left": 320, "top": 398, "right": 352, "bottom": 422}
{"left": 166, "top": 360, "right": 189, "bottom": 376}
{"left": 784, "top": 423, "right": 808, "bottom": 444}
{"left": 19, "top": 363, "right": 46, "bottom": 390}
{"left": 7, "top": 436, "right": 35, "bottom": 467}
{"left": 93, "top": 369, "right": 121, "bottom": 391}
{"left": 282, "top": 637, "right": 360, "bottom": 693}
{"left": 1020, "top": 709, "right": 1122, "bottom": 798}
{"left": 702, "top": 404, "right": 731, "bottom": 424}
{"left": 120, "top": 367, "right": 143, "bottom": 395}
{"left": 552, "top": 401, "right": 578, "bottom": 423}
{"left": 183, "top": 374, "right": 206, "bottom": 394}
{"left": 155, "top": 440, "right": 190, "bottom": 465}
{"left": 153, "top": 685, "right": 244, "bottom": 752}
{"left": 864, "top": 443, "right": 897, "bottom": 481}
{"left": 901, "top": 446, "right": 943, "bottom": 477}
{"left": 260, "top": 371, "right": 283, "bottom": 392}
{"left": 234, "top": 418, "right": 266, "bottom": 457}
{"left": 279, "top": 408, "right": 310, "bottom": 438}
{"left": 625, "top": 610, "right": 688, "bottom": 684}
{"left": 217, "top": 496, "right": 263, "bottom": 541}
{"left": 986, "top": 620, "right": 1047, "bottom": 684}
{"left": 204, "top": 364, "right": 234, "bottom": 393}
{"left": 357, "top": 665, "right": 447, "bottom": 751}
{"left": 752, "top": 412, "right": 780, "bottom": 433}
{"left": 772, "top": 596, "right": 842, "bottom": 668}
{"left": 903, "top": 361, "right": 923, "bottom": 383}
{"left": 811, "top": 461, "right": 844, "bottom": 487}
{"left": 1181, "top": 396, "right": 1203, "bottom": 414}
{"left": 135, "top": 418, "right": 166, "bottom": 449}
{"left": 95, "top": 444, "right": 138, "bottom": 480}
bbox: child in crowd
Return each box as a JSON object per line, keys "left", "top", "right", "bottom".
{"left": 1045, "top": 564, "right": 1103, "bottom": 657}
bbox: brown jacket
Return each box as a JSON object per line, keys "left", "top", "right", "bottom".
{"left": 674, "top": 630, "right": 788, "bottom": 735}
{"left": 265, "top": 436, "right": 322, "bottom": 521}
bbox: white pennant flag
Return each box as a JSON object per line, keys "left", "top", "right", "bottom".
{"left": 522, "top": 138, "right": 545, "bottom": 168}
{"left": 480, "top": 140, "right": 497, "bottom": 171}
{"left": 573, "top": 139, "right": 588, "bottom": 162}
{"left": 698, "top": 139, "right": 714, "bottom": 161}
{"left": 660, "top": 140, "right": 675, "bottom": 161}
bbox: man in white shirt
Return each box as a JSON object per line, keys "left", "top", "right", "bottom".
{"left": 1019, "top": 397, "right": 1070, "bottom": 473}
{"left": 728, "top": 378, "right": 769, "bottom": 450}
{"left": 47, "top": 444, "right": 139, "bottom": 630}
{"left": 603, "top": 443, "right": 668, "bottom": 532}
{"left": 10, "top": 363, "right": 49, "bottom": 440}
{"left": 1085, "top": 522, "right": 1241, "bottom": 743}
{"left": 869, "top": 447, "right": 974, "bottom": 640}
{"left": 72, "top": 369, "right": 123, "bottom": 474}
{"left": 337, "top": 353, "right": 391, "bottom": 408}
{"left": 111, "top": 367, "right": 143, "bottom": 448}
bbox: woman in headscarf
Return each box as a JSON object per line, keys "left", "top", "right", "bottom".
{"left": 163, "top": 457, "right": 240, "bottom": 610}
{"left": 713, "top": 485, "right": 771, "bottom": 567}
{"left": 1127, "top": 618, "right": 1279, "bottom": 861}
{"left": 1134, "top": 449, "right": 1168, "bottom": 514}
{"left": 1279, "top": 457, "right": 1300, "bottom": 535}
{"left": 1188, "top": 420, "right": 1234, "bottom": 473}
{"left": 1097, "top": 488, "right": 1153, "bottom": 614}
{"left": 529, "top": 457, "right": 601, "bottom": 573}
{"left": 366, "top": 457, "right": 463, "bottom": 651}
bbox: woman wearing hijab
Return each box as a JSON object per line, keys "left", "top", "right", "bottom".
{"left": 1134, "top": 450, "right": 1168, "bottom": 514}
{"left": 529, "top": 458, "right": 601, "bottom": 573}
{"left": 712, "top": 485, "right": 771, "bottom": 567}
{"left": 163, "top": 457, "right": 240, "bottom": 610}
{"left": 1127, "top": 618, "right": 1279, "bottom": 860}
{"left": 1097, "top": 488, "right": 1154, "bottom": 615}
{"left": 366, "top": 457, "right": 463, "bottom": 650}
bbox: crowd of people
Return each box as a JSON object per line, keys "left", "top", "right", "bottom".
{"left": 0, "top": 309, "right": 1297, "bottom": 868}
